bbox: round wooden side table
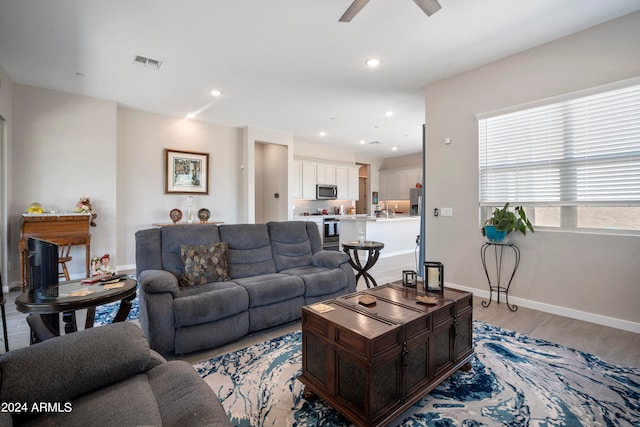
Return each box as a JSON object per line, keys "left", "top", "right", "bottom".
{"left": 342, "top": 240, "right": 385, "bottom": 288}
{"left": 16, "top": 278, "right": 137, "bottom": 344}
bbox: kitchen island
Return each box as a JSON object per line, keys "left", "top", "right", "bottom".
{"left": 340, "top": 215, "right": 420, "bottom": 258}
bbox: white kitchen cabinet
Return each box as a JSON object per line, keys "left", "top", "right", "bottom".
{"left": 397, "top": 168, "right": 421, "bottom": 199}
{"left": 292, "top": 159, "right": 302, "bottom": 199}
{"left": 316, "top": 163, "right": 336, "bottom": 185}
{"left": 348, "top": 167, "right": 359, "bottom": 200}
{"left": 380, "top": 167, "right": 422, "bottom": 200}
{"left": 379, "top": 170, "right": 398, "bottom": 200}
{"left": 336, "top": 165, "right": 360, "bottom": 200}
{"left": 301, "top": 161, "right": 317, "bottom": 200}
{"left": 294, "top": 157, "right": 359, "bottom": 201}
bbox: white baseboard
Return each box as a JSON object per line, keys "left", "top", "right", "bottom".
{"left": 379, "top": 248, "right": 416, "bottom": 259}
{"left": 117, "top": 264, "right": 136, "bottom": 273}
{"left": 445, "top": 281, "right": 640, "bottom": 334}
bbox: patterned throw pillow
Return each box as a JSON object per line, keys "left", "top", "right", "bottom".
{"left": 180, "top": 243, "right": 230, "bottom": 286}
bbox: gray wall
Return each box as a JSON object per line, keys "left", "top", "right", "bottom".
{"left": 424, "top": 11, "right": 640, "bottom": 330}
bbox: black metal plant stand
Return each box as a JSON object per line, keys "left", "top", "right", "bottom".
{"left": 480, "top": 241, "right": 520, "bottom": 312}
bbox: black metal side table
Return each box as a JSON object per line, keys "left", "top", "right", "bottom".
{"left": 342, "top": 240, "right": 384, "bottom": 288}
{"left": 480, "top": 241, "right": 520, "bottom": 311}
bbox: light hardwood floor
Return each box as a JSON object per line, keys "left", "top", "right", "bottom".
{"left": 2, "top": 253, "right": 639, "bottom": 368}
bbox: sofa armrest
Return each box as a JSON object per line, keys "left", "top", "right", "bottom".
{"left": 146, "top": 349, "right": 168, "bottom": 370}
{"left": 0, "top": 323, "right": 151, "bottom": 421}
{"left": 311, "top": 250, "right": 350, "bottom": 269}
{"left": 139, "top": 269, "right": 180, "bottom": 296}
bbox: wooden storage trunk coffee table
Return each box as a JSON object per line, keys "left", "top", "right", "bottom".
{"left": 298, "top": 282, "right": 473, "bottom": 427}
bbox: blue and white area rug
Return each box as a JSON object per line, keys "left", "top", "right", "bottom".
{"left": 194, "top": 321, "right": 640, "bottom": 426}
{"left": 93, "top": 288, "right": 140, "bottom": 326}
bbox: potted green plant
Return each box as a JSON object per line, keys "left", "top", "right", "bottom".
{"left": 482, "top": 202, "right": 534, "bottom": 242}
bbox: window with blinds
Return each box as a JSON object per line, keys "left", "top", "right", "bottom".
{"left": 478, "top": 82, "right": 640, "bottom": 232}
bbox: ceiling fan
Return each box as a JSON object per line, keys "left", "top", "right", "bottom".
{"left": 339, "top": 0, "right": 442, "bottom": 22}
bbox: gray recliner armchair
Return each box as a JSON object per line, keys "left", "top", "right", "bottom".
{"left": 0, "top": 322, "right": 231, "bottom": 426}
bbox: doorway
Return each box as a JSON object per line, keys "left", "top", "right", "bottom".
{"left": 254, "top": 142, "right": 288, "bottom": 224}
{"left": 356, "top": 163, "right": 369, "bottom": 215}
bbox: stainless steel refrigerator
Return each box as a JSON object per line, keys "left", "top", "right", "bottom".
{"left": 410, "top": 188, "right": 423, "bottom": 216}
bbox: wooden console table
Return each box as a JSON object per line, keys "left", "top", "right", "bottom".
{"left": 19, "top": 213, "right": 92, "bottom": 291}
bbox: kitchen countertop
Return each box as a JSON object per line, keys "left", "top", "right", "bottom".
{"left": 340, "top": 215, "right": 420, "bottom": 222}
{"left": 293, "top": 214, "right": 368, "bottom": 220}
{"left": 294, "top": 214, "right": 419, "bottom": 222}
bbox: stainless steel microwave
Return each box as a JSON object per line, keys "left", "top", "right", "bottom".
{"left": 316, "top": 184, "right": 338, "bottom": 200}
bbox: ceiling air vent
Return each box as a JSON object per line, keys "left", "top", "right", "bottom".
{"left": 133, "top": 55, "right": 163, "bottom": 70}
{"left": 369, "top": 141, "right": 383, "bottom": 145}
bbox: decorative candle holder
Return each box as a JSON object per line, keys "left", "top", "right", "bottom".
{"left": 402, "top": 270, "right": 417, "bottom": 287}
{"left": 186, "top": 196, "right": 194, "bottom": 224}
{"left": 424, "top": 261, "right": 444, "bottom": 293}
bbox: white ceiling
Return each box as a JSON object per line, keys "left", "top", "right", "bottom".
{"left": 1, "top": 0, "right": 639, "bottom": 158}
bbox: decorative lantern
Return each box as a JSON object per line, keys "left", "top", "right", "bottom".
{"left": 424, "top": 261, "right": 444, "bottom": 293}
{"left": 402, "top": 270, "right": 417, "bottom": 287}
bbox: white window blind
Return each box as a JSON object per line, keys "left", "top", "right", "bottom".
{"left": 479, "top": 83, "right": 640, "bottom": 207}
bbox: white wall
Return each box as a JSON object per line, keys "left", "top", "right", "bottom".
{"left": 424, "top": 11, "right": 640, "bottom": 330}
{"left": 381, "top": 153, "right": 422, "bottom": 170}
{"left": 10, "top": 84, "right": 117, "bottom": 283}
{"left": 3, "top": 86, "right": 243, "bottom": 285}
{"left": 293, "top": 138, "right": 357, "bottom": 164}
{"left": 116, "top": 107, "right": 242, "bottom": 270}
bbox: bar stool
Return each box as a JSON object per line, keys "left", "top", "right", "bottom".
{"left": 0, "top": 272, "right": 9, "bottom": 352}
{"left": 58, "top": 241, "right": 73, "bottom": 281}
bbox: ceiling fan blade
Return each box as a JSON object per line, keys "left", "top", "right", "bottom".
{"left": 339, "top": 0, "right": 370, "bottom": 22}
{"left": 413, "top": 0, "right": 442, "bottom": 17}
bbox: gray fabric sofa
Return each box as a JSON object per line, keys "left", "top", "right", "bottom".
{"left": 0, "top": 322, "right": 231, "bottom": 427}
{"left": 135, "top": 221, "right": 356, "bottom": 355}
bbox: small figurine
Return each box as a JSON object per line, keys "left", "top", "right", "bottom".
{"left": 28, "top": 202, "right": 44, "bottom": 214}
{"left": 74, "top": 196, "right": 98, "bottom": 227}
{"left": 92, "top": 254, "right": 112, "bottom": 276}
{"left": 91, "top": 257, "right": 101, "bottom": 275}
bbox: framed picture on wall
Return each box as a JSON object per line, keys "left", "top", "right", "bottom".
{"left": 165, "top": 149, "right": 209, "bottom": 194}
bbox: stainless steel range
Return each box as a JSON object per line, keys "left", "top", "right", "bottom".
{"left": 322, "top": 218, "right": 340, "bottom": 251}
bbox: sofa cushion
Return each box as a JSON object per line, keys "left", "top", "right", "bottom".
{"left": 268, "top": 221, "right": 314, "bottom": 271}
{"left": 280, "top": 266, "right": 349, "bottom": 297}
{"left": 160, "top": 224, "right": 221, "bottom": 276}
{"left": 233, "top": 273, "right": 304, "bottom": 307}
{"left": 219, "top": 224, "right": 277, "bottom": 278}
{"left": 174, "top": 283, "right": 248, "bottom": 327}
{"left": 179, "top": 243, "right": 230, "bottom": 286}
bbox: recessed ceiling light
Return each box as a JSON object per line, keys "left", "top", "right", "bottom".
{"left": 319, "top": 131, "right": 326, "bottom": 137}
{"left": 359, "top": 140, "right": 366, "bottom": 145}
{"left": 366, "top": 58, "right": 381, "bottom": 67}
{"left": 186, "top": 113, "right": 196, "bottom": 119}
{"left": 392, "top": 146, "right": 398, "bottom": 151}
{"left": 385, "top": 111, "right": 394, "bottom": 117}
{"left": 210, "top": 89, "right": 223, "bottom": 97}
